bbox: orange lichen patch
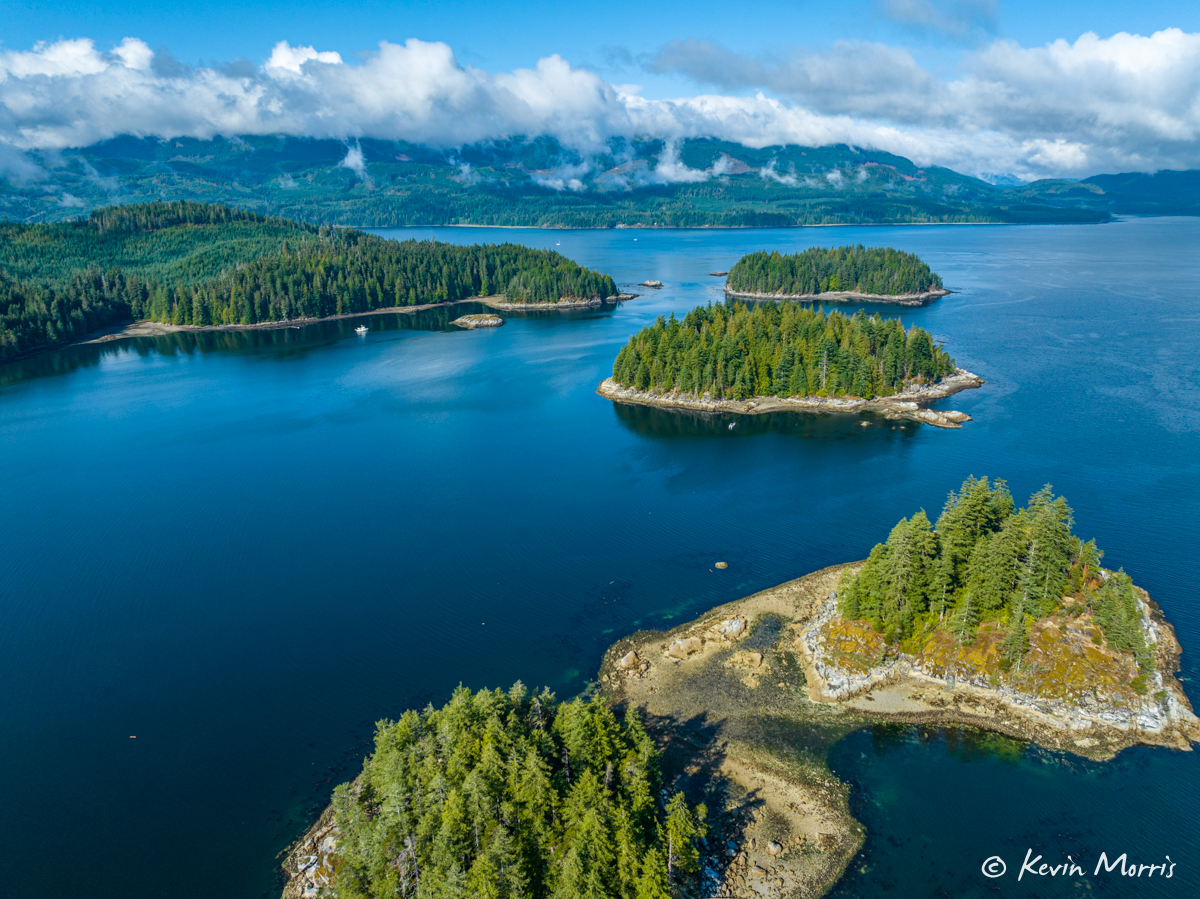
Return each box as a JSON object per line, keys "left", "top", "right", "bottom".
{"left": 820, "top": 618, "right": 890, "bottom": 673}
{"left": 913, "top": 624, "right": 1005, "bottom": 680}
{"left": 1012, "top": 616, "right": 1142, "bottom": 706}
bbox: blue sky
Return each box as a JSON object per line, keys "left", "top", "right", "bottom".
{"left": 8, "top": 0, "right": 1198, "bottom": 97}
{"left": 3, "top": 0, "right": 1200, "bottom": 179}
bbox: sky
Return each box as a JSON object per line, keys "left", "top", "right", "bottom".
{"left": 3, "top": 0, "right": 1200, "bottom": 180}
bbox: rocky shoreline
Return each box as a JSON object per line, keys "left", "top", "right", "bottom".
{"left": 723, "top": 287, "right": 951, "bottom": 307}
{"left": 279, "top": 562, "right": 1196, "bottom": 898}
{"left": 598, "top": 562, "right": 1197, "bottom": 896}
{"left": 479, "top": 293, "right": 637, "bottom": 311}
{"left": 796, "top": 574, "right": 1200, "bottom": 759}
{"left": 70, "top": 293, "right": 637, "bottom": 349}
{"left": 596, "top": 369, "right": 984, "bottom": 428}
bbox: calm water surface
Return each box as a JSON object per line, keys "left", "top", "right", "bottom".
{"left": 1, "top": 219, "right": 1197, "bottom": 898}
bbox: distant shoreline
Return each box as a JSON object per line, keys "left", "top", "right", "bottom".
{"left": 597, "top": 369, "right": 984, "bottom": 429}
{"left": 406, "top": 222, "right": 1079, "bottom": 231}
{"left": 69, "top": 294, "right": 632, "bottom": 348}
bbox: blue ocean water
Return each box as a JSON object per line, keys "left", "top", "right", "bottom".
{"left": 0, "top": 218, "right": 1197, "bottom": 898}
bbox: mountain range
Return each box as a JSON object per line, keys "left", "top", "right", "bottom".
{"left": 5, "top": 135, "right": 1199, "bottom": 227}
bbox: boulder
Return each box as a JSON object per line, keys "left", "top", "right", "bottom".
{"left": 619, "top": 651, "right": 641, "bottom": 670}
{"left": 716, "top": 617, "right": 746, "bottom": 639}
{"left": 667, "top": 636, "right": 703, "bottom": 659}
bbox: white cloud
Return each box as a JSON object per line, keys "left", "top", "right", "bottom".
{"left": 338, "top": 142, "right": 375, "bottom": 189}
{"left": 644, "top": 139, "right": 709, "bottom": 183}
{"left": 1, "top": 31, "right": 1199, "bottom": 180}
{"left": 265, "top": 41, "right": 343, "bottom": 74}
{"left": 531, "top": 160, "right": 592, "bottom": 191}
{"left": 759, "top": 159, "right": 798, "bottom": 186}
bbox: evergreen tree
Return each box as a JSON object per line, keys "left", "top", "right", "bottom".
{"left": 612, "top": 302, "right": 955, "bottom": 401}
{"left": 839, "top": 476, "right": 1153, "bottom": 667}
{"left": 329, "top": 686, "right": 707, "bottom": 899}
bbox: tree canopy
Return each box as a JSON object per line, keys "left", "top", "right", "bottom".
{"left": 611, "top": 301, "right": 955, "bottom": 401}
{"left": 0, "top": 203, "right": 617, "bottom": 359}
{"left": 725, "top": 246, "right": 943, "bottom": 296}
{"left": 838, "top": 476, "right": 1150, "bottom": 668}
{"left": 330, "top": 684, "right": 707, "bottom": 899}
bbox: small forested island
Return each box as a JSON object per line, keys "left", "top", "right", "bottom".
{"left": 284, "top": 476, "right": 1196, "bottom": 899}
{"left": 599, "top": 301, "right": 981, "bottom": 428}
{"left": 812, "top": 477, "right": 1198, "bottom": 746}
{"left": 283, "top": 687, "right": 709, "bottom": 899}
{"left": 723, "top": 246, "right": 948, "bottom": 305}
{"left": 0, "top": 202, "right": 617, "bottom": 360}
{"left": 595, "top": 477, "right": 1196, "bottom": 898}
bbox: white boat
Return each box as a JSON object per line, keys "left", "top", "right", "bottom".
{"left": 355, "top": 325, "right": 369, "bottom": 335}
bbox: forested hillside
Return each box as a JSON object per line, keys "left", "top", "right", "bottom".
{"left": 0, "top": 202, "right": 312, "bottom": 286}
{"left": 839, "top": 477, "right": 1150, "bottom": 669}
{"left": 611, "top": 302, "right": 956, "bottom": 401}
{"left": 0, "top": 202, "right": 617, "bottom": 359}
{"left": 329, "top": 684, "right": 708, "bottom": 899}
{"left": 725, "top": 246, "right": 943, "bottom": 296}
{"left": 2, "top": 135, "right": 1112, "bottom": 226}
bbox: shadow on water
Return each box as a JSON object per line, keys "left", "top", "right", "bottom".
{"left": 610, "top": 401, "right": 923, "bottom": 442}
{"left": 0, "top": 301, "right": 496, "bottom": 389}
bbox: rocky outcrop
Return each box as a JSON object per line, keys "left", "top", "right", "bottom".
{"left": 724, "top": 287, "right": 951, "bottom": 307}
{"left": 480, "top": 293, "right": 635, "bottom": 311}
{"left": 597, "top": 369, "right": 984, "bottom": 429}
{"left": 797, "top": 587, "right": 1200, "bottom": 758}
{"left": 281, "top": 804, "right": 339, "bottom": 899}
{"left": 451, "top": 313, "right": 504, "bottom": 328}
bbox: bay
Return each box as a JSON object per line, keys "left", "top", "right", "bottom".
{"left": 0, "top": 218, "right": 1197, "bottom": 898}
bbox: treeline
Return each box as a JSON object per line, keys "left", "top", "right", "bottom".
{"left": 725, "top": 246, "right": 943, "bottom": 296}
{"left": 331, "top": 684, "right": 707, "bottom": 899}
{"left": 87, "top": 200, "right": 308, "bottom": 234}
{"left": 839, "top": 476, "right": 1150, "bottom": 668}
{"left": 0, "top": 269, "right": 133, "bottom": 358}
{"left": 611, "top": 302, "right": 955, "bottom": 401}
{"left": 126, "top": 230, "right": 616, "bottom": 326}
{"left": 0, "top": 203, "right": 617, "bottom": 359}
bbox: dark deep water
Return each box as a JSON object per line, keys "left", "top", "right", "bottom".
{"left": 1, "top": 218, "right": 1198, "bottom": 898}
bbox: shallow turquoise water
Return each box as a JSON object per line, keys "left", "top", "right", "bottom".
{"left": 0, "top": 219, "right": 1197, "bottom": 898}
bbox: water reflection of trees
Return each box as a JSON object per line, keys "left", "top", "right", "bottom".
{"left": 0, "top": 301, "right": 490, "bottom": 389}
{"left": 611, "top": 401, "right": 919, "bottom": 441}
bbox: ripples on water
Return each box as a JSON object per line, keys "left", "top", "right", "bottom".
{"left": 0, "top": 219, "right": 1197, "bottom": 898}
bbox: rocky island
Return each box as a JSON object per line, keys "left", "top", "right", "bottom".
{"left": 281, "top": 476, "right": 1193, "bottom": 899}
{"left": 596, "top": 477, "right": 1196, "bottom": 898}
{"left": 723, "top": 246, "right": 949, "bottom": 306}
{"left": 450, "top": 313, "right": 504, "bottom": 328}
{"left": 599, "top": 301, "right": 982, "bottom": 427}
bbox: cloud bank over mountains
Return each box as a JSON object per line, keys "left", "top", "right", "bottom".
{"left": 1, "top": 29, "right": 1198, "bottom": 181}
